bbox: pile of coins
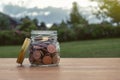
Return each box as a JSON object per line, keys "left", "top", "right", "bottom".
{"left": 29, "top": 37, "right": 60, "bottom": 65}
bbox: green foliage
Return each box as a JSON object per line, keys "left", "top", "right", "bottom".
{"left": 69, "top": 2, "right": 88, "bottom": 24}
{"left": 33, "top": 18, "right": 38, "bottom": 27}
{"left": 0, "top": 30, "right": 26, "bottom": 45}
{"left": 93, "top": 0, "right": 120, "bottom": 24}
{"left": 0, "top": 13, "right": 10, "bottom": 30}
{"left": 49, "top": 1, "right": 120, "bottom": 42}
{"left": 54, "top": 21, "right": 76, "bottom": 42}
{"left": 72, "top": 24, "right": 92, "bottom": 40}
{"left": 90, "top": 24, "right": 117, "bottom": 39}
{"left": 50, "top": 22, "right": 120, "bottom": 42}
{"left": 39, "top": 22, "right": 47, "bottom": 30}
{"left": 1, "top": 1, "right": 120, "bottom": 45}
{"left": 58, "top": 28, "right": 76, "bottom": 42}
{"left": 114, "top": 26, "right": 120, "bottom": 37}
{"left": 19, "top": 16, "right": 37, "bottom": 32}
{"left": 49, "top": 23, "right": 59, "bottom": 30}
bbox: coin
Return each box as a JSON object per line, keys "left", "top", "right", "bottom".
{"left": 33, "top": 45, "right": 41, "bottom": 49}
{"left": 33, "top": 50, "right": 41, "bottom": 60}
{"left": 42, "top": 56, "right": 52, "bottom": 64}
{"left": 34, "top": 59, "right": 42, "bottom": 65}
{"left": 29, "top": 54, "right": 35, "bottom": 64}
{"left": 52, "top": 54, "right": 60, "bottom": 64}
{"left": 47, "top": 44, "right": 56, "bottom": 53}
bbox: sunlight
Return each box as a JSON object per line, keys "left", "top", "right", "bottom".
{"left": 44, "top": 12, "right": 50, "bottom": 16}
{"left": 32, "top": 12, "right": 38, "bottom": 16}
{"left": 78, "top": 0, "right": 98, "bottom": 7}
{"left": 47, "top": 23, "right": 52, "bottom": 28}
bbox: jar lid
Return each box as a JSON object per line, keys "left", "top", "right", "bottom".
{"left": 16, "top": 38, "right": 31, "bottom": 64}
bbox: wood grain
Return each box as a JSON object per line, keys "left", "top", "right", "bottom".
{"left": 0, "top": 58, "right": 120, "bottom": 80}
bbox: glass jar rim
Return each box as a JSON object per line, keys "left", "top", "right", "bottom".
{"left": 31, "top": 30, "right": 57, "bottom": 36}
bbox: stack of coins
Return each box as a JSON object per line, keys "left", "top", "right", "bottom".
{"left": 29, "top": 37, "right": 60, "bottom": 65}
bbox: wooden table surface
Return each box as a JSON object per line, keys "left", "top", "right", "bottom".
{"left": 0, "top": 58, "right": 120, "bottom": 80}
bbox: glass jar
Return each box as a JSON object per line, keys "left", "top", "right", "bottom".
{"left": 29, "top": 30, "right": 60, "bottom": 66}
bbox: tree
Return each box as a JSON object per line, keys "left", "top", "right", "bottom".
{"left": 19, "top": 16, "right": 37, "bottom": 32}
{"left": 93, "top": 0, "right": 120, "bottom": 25}
{"left": 39, "top": 22, "right": 47, "bottom": 30}
{"left": 60, "top": 20, "right": 68, "bottom": 29}
{"left": 69, "top": 2, "right": 88, "bottom": 24}
{"left": 0, "top": 13, "right": 10, "bottom": 30}
{"left": 49, "top": 23, "right": 59, "bottom": 30}
{"left": 33, "top": 18, "right": 39, "bottom": 27}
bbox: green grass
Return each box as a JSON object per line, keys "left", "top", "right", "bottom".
{"left": 60, "top": 38, "right": 120, "bottom": 58}
{"left": 0, "top": 46, "right": 21, "bottom": 58}
{"left": 0, "top": 38, "right": 120, "bottom": 58}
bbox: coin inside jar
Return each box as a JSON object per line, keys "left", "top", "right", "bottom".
{"left": 52, "top": 54, "right": 60, "bottom": 64}
{"left": 42, "top": 56, "right": 52, "bottom": 64}
{"left": 34, "top": 59, "right": 42, "bottom": 65}
{"left": 29, "top": 31, "right": 60, "bottom": 66}
{"left": 33, "top": 45, "right": 41, "bottom": 49}
{"left": 29, "top": 54, "right": 34, "bottom": 64}
{"left": 33, "top": 50, "right": 41, "bottom": 60}
{"left": 47, "top": 44, "right": 56, "bottom": 53}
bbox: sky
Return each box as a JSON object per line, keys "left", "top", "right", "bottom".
{"left": 0, "top": 0, "right": 97, "bottom": 9}
{"left": 0, "top": 0, "right": 99, "bottom": 26}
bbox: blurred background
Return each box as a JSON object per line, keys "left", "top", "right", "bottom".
{"left": 0, "top": 0, "right": 120, "bottom": 58}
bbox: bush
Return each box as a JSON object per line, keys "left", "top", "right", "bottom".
{"left": 114, "top": 26, "right": 120, "bottom": 37}
{"left": 48, "top": 23, "right": 120, "bottom": 42}
{"left": 1, "top": 24, "right": 120, "bottom": 45}
{"left": 91, "top": 25, "right": 104, "bottom": 39}
{"left": 58, "top": 28, "right": 76, "bottom": 42}
{"left": 89, "top": 24, "right": 118, "bottom": 39}
{"left": 0, "top": 30, "right": 28, "bottom": 45}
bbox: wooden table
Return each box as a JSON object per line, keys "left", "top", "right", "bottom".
{"left": 0, "top": 58, "right": 120, "bottom": 80}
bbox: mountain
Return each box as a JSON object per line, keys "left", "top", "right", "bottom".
{"left": 1, "top": 4, "right": 102, "bottom": 25}
{"left": 0, "top": 12, "right": 20, "bottom": 30}
{"left": 2, "top": 4, "right": 70, "bottom": 24}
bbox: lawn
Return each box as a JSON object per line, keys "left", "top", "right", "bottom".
{"left": 0, "top": 38, "right": 120, "bottom": 58}
{"left": 60, "top": 38, "right": 120, "bottom": 58}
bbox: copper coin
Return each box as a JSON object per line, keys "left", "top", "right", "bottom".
{"left": 47, "top": 44, "right": 56, "bottom": 53}
{"left": 42, "top": 56, "right": 52, "bottom": 64}
{"left": 34, "top": 59, "right": 42, "bottom": 65}
{"left": 29, "top": 54, "right": 34, "bottom": 64}
{"left": 52, "top": 55, "right": 60, "bottom": 64}
{"left": 33, "top": 50, "right": 41, "bottom": 60}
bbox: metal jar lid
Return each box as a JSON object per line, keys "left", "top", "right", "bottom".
{"left": 16, "top": 38, "right": 31, "bottom": 64}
